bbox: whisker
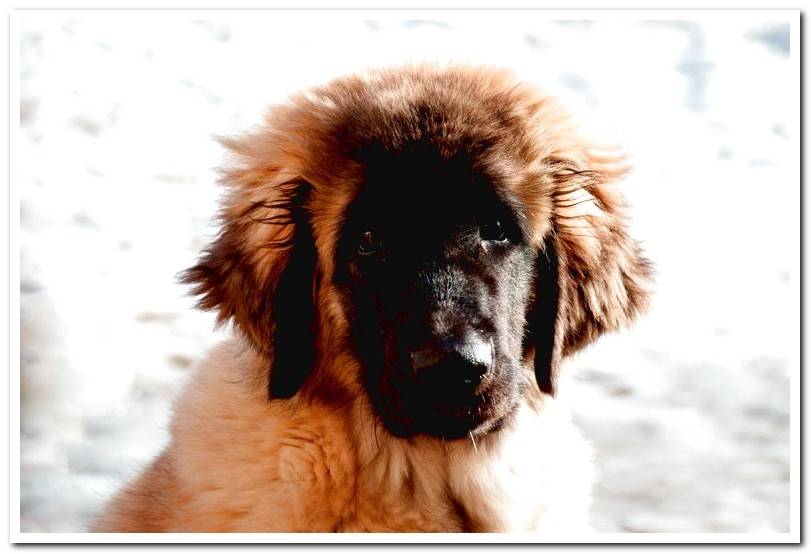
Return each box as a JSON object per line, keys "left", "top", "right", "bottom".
{"left": 469, "top": 432, "right": 479, "bottom": 455}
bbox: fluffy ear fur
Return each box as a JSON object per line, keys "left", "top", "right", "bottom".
{"left": 533, "top": 155, "right": 653, "bottom": 395}
{"left": 180, "top": 141, "right": 318, "bottom": 399}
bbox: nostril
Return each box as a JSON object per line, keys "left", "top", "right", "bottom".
{"left": 461, "top": 359, "right": 488, "bottom": 386}
{"left": 420, "top": 354, "right": 488, "bottom": 393}
{"left": 411, "top": 337, "right": 493, "bottom": 393}
{"left": 457, "top": 351, "right": 491, "bottom": 388}
{"left": 410, "top": 346, "right": 445, "bottom": 373}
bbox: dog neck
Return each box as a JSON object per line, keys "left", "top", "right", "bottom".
{"left": 221, "top": 334, "right": 592, "bottom": 532}
{"left": 340, "top": 392, "right": 560, "bottom": 532}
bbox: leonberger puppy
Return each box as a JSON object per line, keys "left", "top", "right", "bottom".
{"left": 94, "top": 65, "right": 652, "bottom": 533}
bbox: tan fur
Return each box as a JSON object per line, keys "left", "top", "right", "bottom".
{"left": 93, "top": 65, "right": 650, "bottom": 533}
{"left": 94, "top": 337, "right": 593, "bottom": 532}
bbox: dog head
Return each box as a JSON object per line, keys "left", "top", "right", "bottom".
{"left": 183, "top": 65, "right": 652, "bottom": 440}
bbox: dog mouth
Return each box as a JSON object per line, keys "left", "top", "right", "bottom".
{"left": 373, "top": 374, "right": 513, "bottom": 440}
{"left": 359, "top": 324, "right": 520, "bottom": 440}
{"left": 419, "top": 396, "right": 495, "bottom": 439}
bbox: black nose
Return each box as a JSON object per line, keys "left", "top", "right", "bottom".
{"left": 410, "top": 335, "right": 493, "bottom": 394}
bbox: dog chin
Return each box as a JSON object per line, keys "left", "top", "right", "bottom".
{"left": 380, "top": 394, "right": 515, "bottom": 441}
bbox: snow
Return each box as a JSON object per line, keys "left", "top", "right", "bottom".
{"left": 18, "top": 14, "right": 794, "bottom": 533}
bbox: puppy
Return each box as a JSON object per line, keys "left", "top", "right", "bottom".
{"left": 93, "top": 65, "right": 652, "bottom": 533}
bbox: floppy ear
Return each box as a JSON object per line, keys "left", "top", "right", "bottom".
{"left": 181, "top": 154, "right": 318, "bottom": 399}
{"left": 532, "top": 155, "right": 653, "bottom": 395}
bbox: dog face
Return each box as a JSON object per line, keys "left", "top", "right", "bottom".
{"left": 334, "top": 144, "right": 537, "bottom": 438}
{"left": 184, "top": 66, "right": 652, "bottom": 441}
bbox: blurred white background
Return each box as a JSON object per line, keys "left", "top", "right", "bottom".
{"left": 17, "top": 11, "right": 796, "bottom": 533}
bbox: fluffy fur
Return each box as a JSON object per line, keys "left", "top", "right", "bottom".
{"left": 93, "top": 65, "right": 652, "bottom": 533}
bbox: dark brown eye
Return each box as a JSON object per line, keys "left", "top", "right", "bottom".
{"left": 357, "top": 230, "right": 382, "bottom": 256}
{"left": 479, "top": 219, "right": 508, "bottom": 243}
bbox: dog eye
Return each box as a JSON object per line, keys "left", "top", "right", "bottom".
{"left": 357, "top": 230, "right": 382, "bottom": 256}
{"left": 479, "top": 219, "right": 509, "bottom": 243}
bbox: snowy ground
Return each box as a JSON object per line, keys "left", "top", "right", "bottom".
{"left": 18, "top": 13, "right": 795, "bottom": 534}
